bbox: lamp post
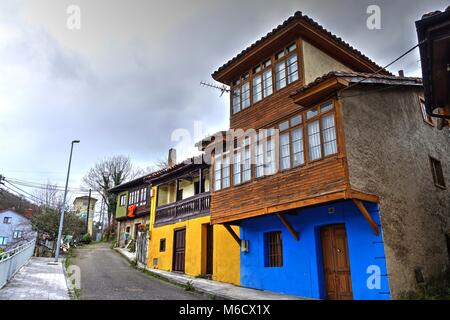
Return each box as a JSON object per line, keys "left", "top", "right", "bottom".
{"left": 55, "top": 140, "right": 80, "bottom": 262}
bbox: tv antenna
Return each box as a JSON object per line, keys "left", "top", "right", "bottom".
{"left": 200, "top": 81, "right": 230, "bottom": 97}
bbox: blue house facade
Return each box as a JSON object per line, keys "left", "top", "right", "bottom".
{"left": 239, "top": 200, "right": 390, "bottom": 300}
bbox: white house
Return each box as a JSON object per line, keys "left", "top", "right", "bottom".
{"left": 0, "top": 209, "right": 36, "bottom": 250}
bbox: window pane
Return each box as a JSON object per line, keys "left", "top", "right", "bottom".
{"left": 214, "top": 157, "right": 221, "bottom": 191}
{"left": 308, "top": 120, "right": 322, "bottom": 161}
{"left": 292, "top": 128, "right": 304, "bottom": 166}
{"left": 232, "top": 89, "right": 241, "bottom": 114}
{"left": 265, "top": 139, "right": 276, "bottom": 175}
{"left": 222, "top": 156, "right": 230, "bottom": 188}
{"left": 287, "top": 54, "right": 298, "bottom": 84}
{"left": 263, "top": 59, "right": 271, "bottom": 68}
{"left": 322, "top": 114, "right": 337, "bottom": 156}
{"left": 255, "top": 142, "right": 264, "bottom": 178}
{"left": 290, "top": 115, "right": 302, "bottom": 127}
{"left": 307, "top": 107, "right": 318, "bottom": 119}
{"left": 279, "top": 120, "right": 289, "bottom": 131}
{"left": 233, "top": 152, "right": 241, "bottom": 186}
{"left": 288, "top": 43, "right": 296, "bottom": 52}
{"left": 275, "top": 50, "right": 285, "bottom": 60}
{"left": 242, "top": 82, "right": 250, "bottom": 109}
{"left": 262, "top": 69, "right": 273, "bottom": 97}
{"left": 243, "top": 147, "right": 251, "bottom": 182}
{"left": 252, "top": 75, "right": 263, "bottom": 103}
{"left": 321, "top": 101, "right": 333, "bottom": 113}
{"left": 280, "top": 133, "right": 291, "bottom": 170}
{"left": 275, "top": 61, "right": 286, "bottom": 90}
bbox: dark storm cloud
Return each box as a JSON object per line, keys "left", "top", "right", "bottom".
{"left": 0, "top": 0, "right": 447, "bottom": 195}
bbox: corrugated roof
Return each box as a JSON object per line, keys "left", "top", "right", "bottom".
{"left": 212, "top": 11, "right": 388, "bottom": 79}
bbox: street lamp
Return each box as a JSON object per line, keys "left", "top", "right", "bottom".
{"left": 54, "top": 140, "right": 80, "bottom": 262}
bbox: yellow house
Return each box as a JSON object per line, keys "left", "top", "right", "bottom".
{"left": 146, "top": 157, "right": 240, "bottom": 285}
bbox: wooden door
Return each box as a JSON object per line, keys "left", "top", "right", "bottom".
{"left": 173, "top": 228, "right": 186, "bottom": 273}
{"left": 206, "top": 225, "right": 214, "bottom": 276}
{"left": 320, "top": 224, "right": 353, "bottom": 300}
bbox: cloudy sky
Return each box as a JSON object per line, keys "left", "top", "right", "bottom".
{"left": 0, "top": 0, "right": 447, "bottom": 213}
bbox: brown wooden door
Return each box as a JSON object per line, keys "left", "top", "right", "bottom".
{"left": 173, "top": 228, "right": 186, "bottom": 273}
{"left": 320, "top": 224, "right": 353, "bottom": 300}
{"left": 206, "top": 225, "right": 214, "bottom": 276}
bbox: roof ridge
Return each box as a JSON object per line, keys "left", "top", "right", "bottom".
{"left": 212, "top": 11, "right": 388, "bottom": 79}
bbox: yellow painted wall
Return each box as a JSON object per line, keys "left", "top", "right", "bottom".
{"left": 147, "top": 186, "right": 240, "bottom": 285}
{"left": 212, "top": 224, "right": 240, "bottom": 285}
{"left": 302, "top": 40, "right": 353, "bottom": 84}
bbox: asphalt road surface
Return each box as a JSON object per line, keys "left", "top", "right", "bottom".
{"left": 73, "top": 243, "right": 203, "bottom": 300}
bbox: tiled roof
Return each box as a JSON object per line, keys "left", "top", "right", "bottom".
{"left": 290, "top": 71, "right": 422, "bottom": 96}
{"left": 212, "top": 11, "right": 388, "bottom": 78}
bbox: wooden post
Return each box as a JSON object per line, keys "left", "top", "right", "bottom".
{"left": 223, "top": 224, "right": 241, "bottom": 246}
{"left": 276, "top": 213, "right": 299, "bottom": 241}
{"left": 353, "top": 199, "right": 379, "bottom": 235}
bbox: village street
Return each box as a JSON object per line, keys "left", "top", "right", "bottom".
{"left": 73, "top": 243, "right": 203, "bottom": 300}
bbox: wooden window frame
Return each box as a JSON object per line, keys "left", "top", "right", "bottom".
{"left": 274, "top": 42, "right": 299, "bottom": 91}
{"left": 419, "top": 97, "right": 434, "bottom": 127}
{"left": 264, "top": 231, "right": 283, "bottom": 268}
{"left": 230, "top": 39, "right": 303, "bottom": 114}
{"left": 429, "top": 156, "right": 446, "bottom": 189}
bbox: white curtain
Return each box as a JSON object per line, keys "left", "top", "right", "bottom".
{"left": 280, "top": 133, "right": 290, "bottom": 170}
{"left": 308, "top": 121, "right": 321, "bottom": 161}
{"left": 292, "top": 128, "right": 304, "bottom": 166}
{"left": 322, "top": 114, "right": 337, "bottom": 156}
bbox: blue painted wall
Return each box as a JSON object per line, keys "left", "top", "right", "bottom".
{"left": 239, "top": 200, "right": 390, "bottom": 300}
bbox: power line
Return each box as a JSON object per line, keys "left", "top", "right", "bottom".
{"left": 4, "top": 180, "right": 45, "bottom": 204}
{"left": 340, "top": 40, "right": 425, "bottom": 94}
{"left": 0, "top": 184, "right": 43, "bottom": 205}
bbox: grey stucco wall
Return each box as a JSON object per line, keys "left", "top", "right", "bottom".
{"left": 340, "top": 86, "right": 450, "bottom": 298}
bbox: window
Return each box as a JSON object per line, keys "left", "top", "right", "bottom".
{"left": 3, "top": 217, "right": 12, "bottom": 224}
{"left": 120, "top": 195, "right": 127, "bottom": 206}
{"left": 0, "top": 236, "right": 8, "bottom": 246}
{"left": 430, "top": 156, "right": 446, "bottom": 189}
{"left": 420, "top": 98, "right": 433, "bottom": 126}
{"left": 231, "top": 74, "right": 250, "bottom": 114}
{"left": 275, "top": 43, "right": 299, "bottom": 90}
{"left": 242, "top": 139, "right": 252, "bottom": 183}
{"left": 252, "top": 59, "right": 273, "bottom": 104}
{"left": 214, "top": 156, "right": 222, "bottom": 191}
{"left": 280, "top": 132, "right": 291, "bottom": 170}
{"left": 265, "top": 133, "right": 276, "bottom": 175}
{"left": 307, "top": 102, "right": 337, "bottom": 161}
{"left": 231, "top": 42, "right": 299, "bottom": 114}
{"left": 264, "top": 231, "right": 283, "bottom": 267}
{"left": 233, "top": 151, "right": 242, "bottom": 186}
{"left": 13, "top": 231, "right": 23, "bottom": 239}
{"left": 139, "top": 187, "right": 147, "bottom": 206}
{"left": 255, "top": 138, "right": 264, "bottom": 178}
{"left": 159, "top": 239, "right": 166, "bottom": 252}
{"left": 222, "top": 155, "right": 230, "bottom": 189}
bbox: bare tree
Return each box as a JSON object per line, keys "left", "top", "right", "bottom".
{"left": 82, "top": 155, "right": 141, "bottom": 240}
{"left": 33, "top": 182, "right": 67, "bottom": 211}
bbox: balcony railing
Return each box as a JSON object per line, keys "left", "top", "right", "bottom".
{"left": 155, "top": 192, "right": 210, "bottom": 224}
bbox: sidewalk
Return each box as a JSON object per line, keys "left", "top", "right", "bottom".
{"left": 0, "top": 257, "right": 70, "bottom": 300}
{"left": 115, "top": 247, "right": 304, "bottom": 300}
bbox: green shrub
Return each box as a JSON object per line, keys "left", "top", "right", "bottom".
{"left": 81, "top": 233, "right": 92, "bottom": 244}
{"left": 399, "top": 269, "right": 450, "bottom": 300}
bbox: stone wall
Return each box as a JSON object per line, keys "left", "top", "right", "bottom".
{"left": 341, "top": 85, "right": 450, "bottom": 298}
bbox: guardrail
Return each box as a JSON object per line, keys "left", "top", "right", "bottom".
{"left": 0, "top": 239, "right": 36, "bottom": 289}
{"left": 155, "top": 193, "right": 210, "bottom": 225}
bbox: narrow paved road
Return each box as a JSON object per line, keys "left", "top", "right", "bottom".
{"left": 73, "top": 243, "right": 203, "bottom": 300}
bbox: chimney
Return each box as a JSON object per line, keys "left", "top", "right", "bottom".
{"left": 24, "top": 209, "right": 33, "bottom": 219}
{"left": 398, "top": 70, "right": 405, "bottom": 77}
{"left": 168, "top": 148, "right": 177, "bottom": 168}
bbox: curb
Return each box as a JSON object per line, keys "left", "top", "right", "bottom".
{"left": 114, "top": 247, "right": 229, "bottom": 300}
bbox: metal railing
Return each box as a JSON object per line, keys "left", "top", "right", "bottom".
{"left": 0, "top": 239, "right": 36, "bottom": 289}
{"left": 155, "top": 193, "right": 210, "bottom": 224}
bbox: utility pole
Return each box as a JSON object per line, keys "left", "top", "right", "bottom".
{"left": 55, "top": 140, "right": 80, "bottom": 262}
{"left": 85, "top": 189, "right": 91, "bottom": 235}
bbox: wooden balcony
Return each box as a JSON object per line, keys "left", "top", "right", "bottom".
{"left": 155, "top": 193, "right": 210, "bottom": 225}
